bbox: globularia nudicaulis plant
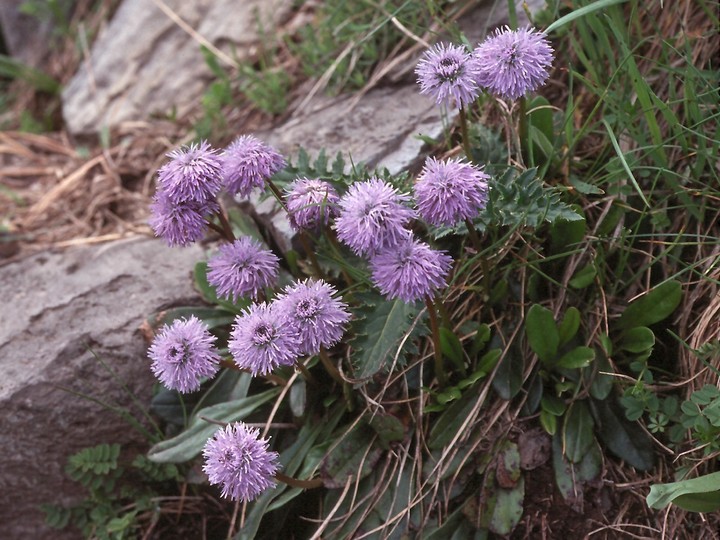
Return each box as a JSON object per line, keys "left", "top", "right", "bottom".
{"left": 139, "top": 23, "right": 678, "bottom": 537}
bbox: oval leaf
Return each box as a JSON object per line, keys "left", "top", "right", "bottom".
{"left": 556, "top": 346, "right": 595, "bottom": 370}
{"left": 619, "top": 326, "right": 655, "bottom": 353}
{"left": 616, "top": 280, "right": 682, "bottom": 329}
{"left": 558, "top": 307, "right": 581, "bottom": 348}
{"left": 525, "top": 304, "right": 559, "bottom": 363}
{"left": 563, "top": 401, "right": 595, "bottom": 463}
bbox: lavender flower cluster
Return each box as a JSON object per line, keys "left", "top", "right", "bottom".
{"left": 415, "top": 25, "right": 554, "bottom": 106}
{"left": 145, "top": 27, "right": 552, "bottom": 504}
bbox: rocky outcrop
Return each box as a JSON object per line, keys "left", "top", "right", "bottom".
{"left": 0, "top": 237, "right": 203, "bottom": 539}
{"left": 61, "top": 0, "right": 293, "bottom": 134}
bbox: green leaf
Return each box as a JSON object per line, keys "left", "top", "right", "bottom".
{"left": 351, "top": 296, "right": 423, "bottom": 379}
{"left": 591, "top": 397, "right": 654, "bottom": 471}
{"left": 478, "top": 168, "right": 582, "bottom": 233}
{"left": 541, "top": 395, "right": 567, "bottom": 416}
{"left": 440, "top": 327, "right": 465, "bottom": 369}
{"left": 489, "top": 476, "right": 525, "bottom": 535}
{"left": 148, "top": 388, "right": 280, "bottom": 463}
{"left": 491, "top": 346, "right": 524, "bottom": 400}
{"left": 553, "top": 434, "right": 602, "bottom": 510}
{"left": 619, "top": 326, "right": 655, "bottom": 353}
{"left": 320, "top": 424, "right": 383, "bottom": 489}
{"left": 558, "top": 307, "right": 581, "bottom": 347}
{"left": 588, "top": 349, "right": 614, "bottom": 400}
{"left": 616, "top": 281, "right": 682, "bottom": 330}
{"left": 563, "top": 401, "right": 595, "bottom": 463}
{"left": 525, "top": 304, "right": 559, "bottom": 363}
{"left": 546, "top": 0, "right": 629, "bottom": 33}
{"left": 647, "top": 472, "right": 720, "bottom": 512}
{"left": 368, "top": 413, "right": 405, "bottom": 445}
{"left": 569, "top": 263, "right": 597, "bottom": 289}
{"left": 540, "top": 409, "right": 557, "bottom": 435}
{"left": 429, "top": 390, "right": 481, "bottom": 449}
{"left": 555, "top": 346, "right": 595, "bottom": 370}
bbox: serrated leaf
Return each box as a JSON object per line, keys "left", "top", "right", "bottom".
{"left": 478, "top": 168, "right": 582, "bottom": 233}
{"left": 525, "top": 304, "right": 559, "bottom": 363}
{"left": 616, "top": 280, "right": 682, "bottom": 329}
{"left": 647, "top": 472, "right": 720, "bottom": 512}
{"left": 148, "top": 388, "right": 280, "bottom": 463}
{"left": 351, "top": 296, "right": 423, "bottom": 379}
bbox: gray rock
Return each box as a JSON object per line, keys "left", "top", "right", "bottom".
{"left": 0, "top": 0, "right": 74, "bottom": 68}
{"left": 61, "top": 0, "right": 293, "bottom": 134}
{"left": 0, "top": 237, "right": 203, "bottom": 539}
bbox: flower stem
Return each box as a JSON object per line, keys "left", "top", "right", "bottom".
{"left": 299, "top": 231, "right": 324, "bottom": 279}
{"left": 425, "top": 296, "right": 447, "bottom": 387}
{"left": 275, "top": 472, "right": 324, "bottom": 489}
{"left": 216, "top": 203, "right": 236, "bottom": 242}
{"left": 464, "top": 218, "right": 482, "bottom": 252}
{"left": 319, "top": 347, "right": 354, "bottom": 411}
{"left": 459, "top": 107, "right": 473, "bottom": 162}
{"left": 295, "top": 359, "right": 317, "bottom": 385}
{"left": 265, "top": 178, "right": 290, "bottom": 214}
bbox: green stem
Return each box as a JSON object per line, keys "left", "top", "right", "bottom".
{"left": 518, "top": 97, "right": 528, "bottom": 166}
{"left": 319, "top": 348, "right": 354, "bottom": 411}
{"left": 425, "top": 296, "right": 447, "bottom": 387}
{"left": 299, "top": 231, "right": 324, "bottom": 279}
{"left": 265, "top": 178, "right": 290, "bottom": 213}
{"left": 459, "top": 107, "right": 473, "bottom": 162}
{"left": 275, "top": 472, "right": 324, "bottom": 489}
{"left": 464, "top": 218, "right": 482, "bottom": 252}
{"left": 295, "top": 360, "right": 318, "bottom": 386}
{"left": 507, "top": 0, "right": 518, "bottom": 30}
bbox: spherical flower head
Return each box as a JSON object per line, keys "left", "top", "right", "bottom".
{"left": 228, "top": 303, "right": 300, "bottom": 376}
{"left": 156, "top": 140, "right": 223, "bottom": 204}
{"left": 148, "top": 316, "right": 221, "bottom": 393}
{"left": 221, "top": 135, "right": 286, "bottom": 198}
{"left": 202, "top": 422, "right": 280, "bottom": 502}
{"left": 207, "top": 237, "right": 280, "bottom": 302}
{"left": 472, "top": 26, "right": 554, "bottom": 100}
{"left": 414, "top": 157, "right": 490, "bottom": 226}
{"left": 370, "top": 236, "right": 453, "bottom": 303}
{"left": 415, "top": 42, "right": 480, "bottom": 109}
{"left": 275, "top": 279, "right": 351, "bottom": 356}
{"left": 334, "top": 177, "right": 416, "bottom": 256}
{"left": 149, "top": 190, "right": 217, "bottom": 247}
{"left": 286, "top": 178, "right": 339, "bottom": 232}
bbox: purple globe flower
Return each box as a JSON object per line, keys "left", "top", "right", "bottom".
{"left": 472, "top": 26, "right": 554, "bottom": 100}
{"left": 202, "top": 422, "right": 280, "bottom": 502}
{"left": 229, "top": 303, "right": 300, "bottom": 375}
{"left": 370, "top": 236, "right": 453, "bottom": 303}
{"left": 148, "top": 316, "right": 221, "bottom": 393}
{"left": 149, "top": 190, "right": 217, "bottom": 247}
{"left": 334, "top": 177, "right": 416, "bottom": 256}
{"left": 207, "top": 237, "right": 280, "bottom": 302}
{"left": 221, "top": 135, "right": 286, "bottom": 198}
{"left": 156, "top": 141, "right": 223, "bottom": 204}
{"left": 274, "top": 279, "right": 351, "bottom": 356}
{"left": 415, "top": 42, "right": 480, "bottom": 109}
{"left": 414, "top": 157, "right": 490, "bottom": 226}
{"left": 286, "top": 178, "right": 339, "bottom": 232}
